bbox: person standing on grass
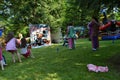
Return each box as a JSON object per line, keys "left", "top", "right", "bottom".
{"left": 67, "top": 22, "right": 76, "bottom": 49}
{"left": 89, "top": 16, "right": 100, "bottom": 51}
{"left": 5, "top": 32, "right": 22, "bottom": 63}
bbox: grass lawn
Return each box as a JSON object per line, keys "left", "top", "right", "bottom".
{"left": 1, "top": 39, "right": 120, "bottom": 80}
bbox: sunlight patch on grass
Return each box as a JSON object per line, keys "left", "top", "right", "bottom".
{"left": 17, "top": 75, "right": 28, "bottom": 80}
{"left": 1, "top": 39, "right": 120, "bottom": 80}
{"left": 93, "top": 54, "right": 101, "bottom": 57}
{"left": 50, "top": 45, "right": 56, "bottom": 48}
{"left": 50, "top": 45, "right": 61, "bottom": 49}
{"left": 51, "top": 44, "right": 62, "bottom": 46}
{"left": 0, "top": 77, "right": 7, "bottom": 80}
{"left": 43, "top": 73, "right": 61, "bottom": 80}
{"left": 77, "top": 42, "right": 89, "bottom": 45}
{"left": 100, "top": 45, "right": 108, "bottom": 48}
{"left": 82, "top": 46, "right": 88, "bottom": 49}
{"left": 48, "top": 73, "right": 58, "bottom": 77}
{"left": 75, "top": 63, "right": 85, "bottom": 66}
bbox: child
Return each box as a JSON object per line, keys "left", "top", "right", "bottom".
{"left": 20, "top": 37, "right": 35, "bottom": 58}
{"left": 0, "top": 42, "right": 4, "bottom": 70}
{"left": 2, "top": 55, "right": 7, "bottom": 65}
{"left": 0, "top": 43, "right": 7, "bottom": 70}
{"left": 62, "top": 35, "right": 68, "bottom": 46}
{"left": 5, "top": 32, "right": 22, "bottom": 63}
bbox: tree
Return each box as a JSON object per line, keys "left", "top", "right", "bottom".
{"left": 0, "top": 0, "right": 66, "bottom": 35}
{"left": 0, "top": 0, "right": 120, "bottom": 36}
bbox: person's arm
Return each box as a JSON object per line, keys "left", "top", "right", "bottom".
{"left": 15, "top": 38, "right": 21, "bottom": 48}
{"left": 66, "top": 26, "right": 70, "bottom": 36}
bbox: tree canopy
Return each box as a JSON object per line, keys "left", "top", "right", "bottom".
{"left": 0, "top": 0, "right": 120, "bottom": 36}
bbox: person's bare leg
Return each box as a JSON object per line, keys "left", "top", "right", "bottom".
{"left": 29, "top": 49, "right": 35, "bottom": 58}
{"left": 11, "top": 53, "right": 16, "bottom": 63}
{"left": 0, "top": 60, "right": 4, "bottom": 70}
{"left": 16, "top": 52, "right": 22, "bottom": 62}
{"left": 30, "top": 52, "right": 35, "bottom": 58}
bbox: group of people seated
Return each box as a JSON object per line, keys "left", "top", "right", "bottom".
{"left": 34, "top": 32, "right": 50, "bottom": 46}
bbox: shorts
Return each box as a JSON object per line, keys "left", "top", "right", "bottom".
{"left": 7, "top": 50, "right": 17, "bottom": 54}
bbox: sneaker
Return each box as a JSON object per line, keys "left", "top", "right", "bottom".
{"left": 92, "top": 48, "right": 96, "bottom": 51}
{"left": 4, "top": 64, "right": 8, "bottom": 66}
{"left": 68, "top": 48, "right": 72, "bottom": 49}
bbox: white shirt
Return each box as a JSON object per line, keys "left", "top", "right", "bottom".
{"left": 20, "top": 47, "right": 27, "bottom": 54}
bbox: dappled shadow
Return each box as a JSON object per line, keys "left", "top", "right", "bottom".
{"left": 2, "top": 39, "right": 120, "bottom": 80}
{"left": 107, "top": 52, "right": 120, "bottom": 71}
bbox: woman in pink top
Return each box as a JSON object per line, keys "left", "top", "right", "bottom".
{"left": 5, "top": 32, "right": 22, "bottom": 63}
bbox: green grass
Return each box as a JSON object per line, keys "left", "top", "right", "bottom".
{"left": 1, "top": 39, "right": 120, "bottom": 80}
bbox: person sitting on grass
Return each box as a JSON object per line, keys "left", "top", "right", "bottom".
{"left": 20, "top": 37, "right": 35, "bottom": 58}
